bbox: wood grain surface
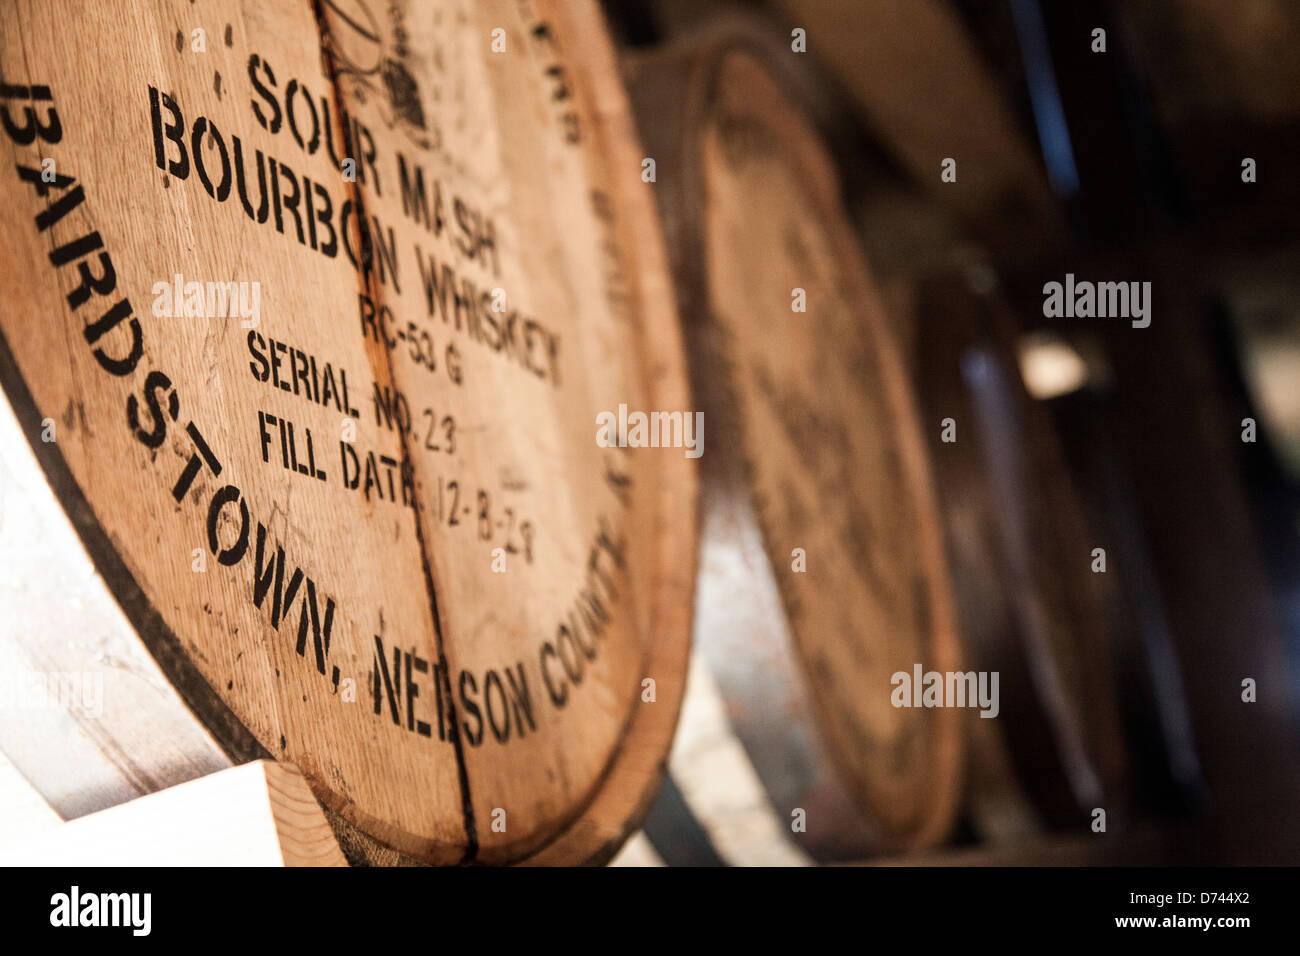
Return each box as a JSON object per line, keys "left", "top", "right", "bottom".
{"left": 0, "top": 0, "right": 695, "bottom": 865}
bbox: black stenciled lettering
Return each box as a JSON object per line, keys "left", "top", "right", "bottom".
{"left": 146, "top": 85, "right": 387, "bottom": 282}
{"left": 172, "top": 421, "right": 222, "bottom": 502}
{"left": 63, "top": 245, "right": 115, "bottom": 310}
{"left": 233, "top": 134, "right": 270, "bottom": 223}
{"left": 534, "top": 516, "right": 626, "bottom": 717}
{"left": 373, "top": 635, "right": 402, "bottom": 724}
{"left": 13, "top": 82, "right": 362, "bottom": 717}
{"left": 567, "top": 608, "right": 597, "bottom": 662}
{"left": 397, "top": 152, "right": 439, "bottom": 233}
{"left": 340, "top": 198, "right": 372, "bottom": 274}
{"left": 370, "top": 636, "right": 443, "bottom": 739}
{"left": 247, "top": 330, "right": 270, "bottom": 381}
{"left": 406, "top": 651, "right": 431, "bottom": 737}
{"left": 48, "top": 230, "right": 99, "bottom": 265}
{"left": 415, "top": 248, "right": 561, "bottom": 387}
{"left": 0, "top": 81, "right": 62, "bottom": 145}
{"left": 484, "top": 669, "right": 510, "bottom": 743}
{"left": 252, "top": 523, "right": 304, "bottom": 630}
{"left": 311, "top": 181, "right": 337, "bottom": 257}
{"left": 459, "top": 670, "right": 483, "bottom": 747}
{"left": 37, "top": 185, "right": 86, "bottom": 234}
{"left": 303, "top": 174, "right": 318, "bottom": 250}
{"left": 556, "top": 624, "right": 584, "bottom": 686}
{"left": 14, "top": 162, "right": 72, "bottom": 198}
{"left": 275, "top": 161, "right": 305, "bottom": 244}
{"left": 433, "top": 661, "right": 449, "bottom": 741}
{"left": 82, "top": 298, "right": 143, "bottom": 376}
{"left": 294, "top": 579, "right": 336, "bottom": 675}
{"left": 371, "top": 217, "right": 400, "bottom": 292}
{"left": 149, "top": 85, "right": 189, "bottom": 179}
{"left": 284, "top": 79, "right": 320, "bottom": 154}
{"left": 541, "top": 642, "right": 567, "bottom": 708}
{"left": 504, "top": 663, "right": 536, "bottom": 738}
{"left": 248, "top": 54, "right": 282, "bottom": 133}
{"left": 127, "top": 370, "right": 179, "bottom": 448}
{"left": 191, "top": 117, "right": 231, "bottom": 201}
{"left": 207, "top": 484, "right": 250, "bottom": 566}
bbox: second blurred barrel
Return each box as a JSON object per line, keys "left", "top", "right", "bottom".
{"left": 626, "top": 28, "right": 966, "bottom": 863}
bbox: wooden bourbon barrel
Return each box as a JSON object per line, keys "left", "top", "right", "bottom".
{"left": 910, "top": 274, "right": 1133, "bottom": 834}
{"left": 627, "top": 30, "right": 965, "bottom": 862}
{"left": 0, "top": 0, "right": 695, "bottom": 865}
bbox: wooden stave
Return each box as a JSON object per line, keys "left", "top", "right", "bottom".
{"left": 0, "top": 0, "right": 695, "bottom": 866}
{"left": 625, "top": 30, "right": 966, "bottom": 862}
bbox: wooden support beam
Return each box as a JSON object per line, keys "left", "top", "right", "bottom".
{"left": 0, "top": 761, "right": 347, "bottom": 866}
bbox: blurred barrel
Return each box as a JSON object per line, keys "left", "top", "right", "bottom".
{"left": 909, "top": 274, "right": 1135, "bottom": 835}
{"left": 1041, "top": 255, "right": 1300, "bottom": 861}
{"left": 0, "top": 0, "right": 696, "bottom": 865}
{"left": 909, "top": 263, "right": 1300, "bottom": 862}
{"left": 625, "top": 29, "right": 965, "bottom": 864}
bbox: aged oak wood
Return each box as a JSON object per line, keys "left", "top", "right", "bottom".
{"left": 628, "top": 33, "right": 965, "bottom": 857}
{"left": 0, "top": 0, "right": 695, "bottom": 865}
